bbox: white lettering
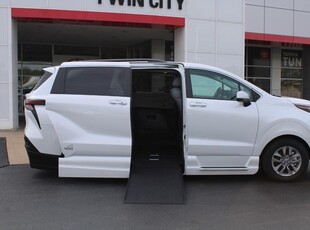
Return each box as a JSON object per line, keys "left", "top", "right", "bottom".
{"left": 288, "top": 58, "right": 295, "bottom": 67}
{"left": 283, "top": 57, "right": 302, "bottom": 67}
{"left": 283, "top": 57, "right": 289, "bottom": 67}
{"left": 295, "top": 58, "right": 302, "bottom": 68}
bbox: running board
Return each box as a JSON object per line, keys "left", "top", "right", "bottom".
{"left": 186, "top": 156, "right": 259, "bottom": 175}
{"left": 200, "top": 167, "right": 248, "bottom": 171}
{"left": 59, "top": 156, "right": 131, "bottom": 178}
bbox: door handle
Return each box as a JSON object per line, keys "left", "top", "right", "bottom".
{"left": 189, "top": 102, "right": 207, "bottom": 107}
{"left": 109, "top": 100, "right": 127, "bottom": 105}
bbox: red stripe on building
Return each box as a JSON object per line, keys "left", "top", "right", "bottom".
{"left": 245, "top": 32, "right": 310, "bottom": 45}
{"left": 11, "top": 8, "right": 185, "bottom": 27}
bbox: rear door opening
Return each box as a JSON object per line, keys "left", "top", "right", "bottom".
{"left": 130, "top": 69, "right": 184, "bottom": 169}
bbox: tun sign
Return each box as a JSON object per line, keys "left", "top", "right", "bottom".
{"left": 282, "top": 50, "right": 303, "bottom": 68}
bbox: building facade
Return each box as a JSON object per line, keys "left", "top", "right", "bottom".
{"left": 1, "top": 0, "right": 310, "bottom": 130}
{"left": 245, "top": 0, "right": 310, "bottom": 99}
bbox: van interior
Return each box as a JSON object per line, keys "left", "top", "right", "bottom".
{"left": 130, "top": 69, "right": 184, "bottom": 170}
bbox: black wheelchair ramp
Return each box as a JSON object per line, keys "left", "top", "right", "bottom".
{"left": 124, "top": 151, "right": 185, "bottom": 204}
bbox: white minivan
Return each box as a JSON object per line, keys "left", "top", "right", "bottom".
{"left": 24, "top": 60, "right": 310, "bottom": 182}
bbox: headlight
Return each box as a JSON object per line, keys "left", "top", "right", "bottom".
{"left": 295, "top": 104, "right": 310, "bottom": 113}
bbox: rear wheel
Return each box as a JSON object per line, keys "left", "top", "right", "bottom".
{"left": 262, "top": 138, "right": 309, "bottom": 182}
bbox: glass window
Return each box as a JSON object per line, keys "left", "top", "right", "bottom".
{"left": 281, "top": 69, "right": 303, "bottom": 79}
{"left": 21, "top": 63, "right": 50, "bottom": 77}
{"left": 18, "top": 63, "right": 52, "bottom": 114}
{"left": 132, "top": 71, "right": 178, "bottom": 93}
{"left": 191, "top": 74, "right": 228, "bottom": 98}
{"left": 281, "top": 49, "right": 303, "bottom": 98}
{"left": 247, "top": 67, "right": 270, "bottom": 78}
{"left": 19, "top": 62, "right": 52, "bottom": 95}
{"left": 247, "top": 78, "right": 270, "bottom": 93}
{"left": 247, "top": 47, "right": 271, "bottom": 66}
{"left": 188, "top": 69, "right": 255, "bottom": 101}
{"left": 54, "top": 45, "right": 99, "bottom": 56}
{"left": 281, "top": 80, "right": 302, "bottom": 98}
{"left": 101, "top": 47, "right": 127, "bottom": 59}
{"left": 22, "top": 44, "right": 52, "bottom": 62}
{"left": 18, "top": 43, "right": 53, "bottom": 114}
{"left": 128, "top": 41, "right": 151, "bottom": 58}
{"left": 245, "top": 46, "right": 271, "bottom": 93}
{"left": 165, "top": 41, "right": 174, "bottom": 61}
{"left": 18, "top": 43, "right": 21, "bottom": 62}
{"left": 64, "top": 67, "right": 130, "bottom": 97}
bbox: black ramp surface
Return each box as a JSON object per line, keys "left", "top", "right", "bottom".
{"left": 0, "top": 137, "right": 9, "bottom": 168}
{"left": 125, "top": 164, "right": 184, "bottom": 204}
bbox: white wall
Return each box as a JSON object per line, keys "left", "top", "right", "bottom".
{"left": 0, "top": 2, "right": 18, "bottom": 129}
{"left": 175, "top": 0, "right": 245, "bottom": 77}
{"left": 245, "top": 0, "right": 310, "bottom": 38}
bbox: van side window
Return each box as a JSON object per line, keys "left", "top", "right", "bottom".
{"left": 51, "top": 67, "right": 130, "bottom": 96}
{"left": 187, "top": 69, "right": 256, "bottom": 101}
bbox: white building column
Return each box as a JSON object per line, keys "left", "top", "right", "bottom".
{"left": 271, "top": 48, "right": 281, "bottom": 96}
{"left": 151, "top": 40, "right": 165, "bottom": 60}
{"left": 0, "top": 2, "right": 18, "bottom": 130}
{"left": 174, "top": 27, "right": 186, "bottom": 62}
{"left": 175, "top": 0, "right": 245, "bottom": 77}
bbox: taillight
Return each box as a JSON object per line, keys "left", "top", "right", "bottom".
{"left": 24, "top": 99, "right": 46, "bottom": 111}
{"left": 24, "top": 99, "right": 45, "bottom": 129}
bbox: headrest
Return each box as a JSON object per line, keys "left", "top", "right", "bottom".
{"left": 172, "top": 78, "right": 181, "bottom": 87}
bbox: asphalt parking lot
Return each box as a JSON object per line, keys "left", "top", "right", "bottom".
{"left": 1, "top": 165, "right": 310, "bottom": 230}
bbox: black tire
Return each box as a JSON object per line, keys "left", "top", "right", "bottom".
{"left": 261, "top": 138, "right": 309, "bottom": 182}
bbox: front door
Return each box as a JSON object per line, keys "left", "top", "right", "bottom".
{"left": 185, "top": 68, "right": 259, "bottom": 173}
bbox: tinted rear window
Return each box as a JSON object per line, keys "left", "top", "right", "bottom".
{"left": 51, "top": 67, "right": 130, "bottom": 97}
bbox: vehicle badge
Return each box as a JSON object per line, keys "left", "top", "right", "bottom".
{"left": 64, "top": 144, "right": 73, "bottom": 151}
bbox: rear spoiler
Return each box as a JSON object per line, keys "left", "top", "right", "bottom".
{"left": 43, "top": 66, "right": 58, "bottom": 74}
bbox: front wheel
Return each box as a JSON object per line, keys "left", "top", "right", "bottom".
{"left": 262, "top": 138, "right": 309, "bottom": 182}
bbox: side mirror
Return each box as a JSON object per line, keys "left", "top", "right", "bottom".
{"left": 236, "top": 91, "right": 251, "bottom": 107}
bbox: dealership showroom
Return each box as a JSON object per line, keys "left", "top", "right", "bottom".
{"left": 1, "top": 0, "right": 310, "bottom": 130}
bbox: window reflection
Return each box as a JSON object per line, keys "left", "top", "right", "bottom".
{"left": 281, "top": 80, "right": 302, "bottom": 98}
{"left": 281, "top": 49, "right": 303, "bottom": 98}
{"left": 18, "top": 62, "right": 51, "bottom": 114}
{"left": 245, "top": 46, "right": 271, "bottom": 93}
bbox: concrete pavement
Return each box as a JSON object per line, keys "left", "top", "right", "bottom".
{"left": 0, "top": 128, "right": 29, "bottom": 165}
{"left": 1, "top": 165, "right": 310, "bottom": 230}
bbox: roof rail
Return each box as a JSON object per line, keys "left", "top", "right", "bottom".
{"left": 94, "top": 59, "right": 167, "bottom": 63}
